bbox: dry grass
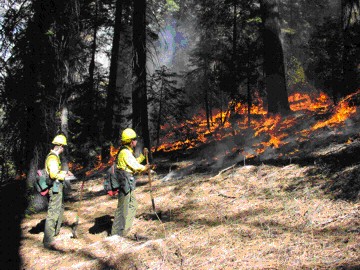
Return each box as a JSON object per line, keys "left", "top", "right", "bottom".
{"left": 20, "top": 162, "right": 359, "bottom": 269}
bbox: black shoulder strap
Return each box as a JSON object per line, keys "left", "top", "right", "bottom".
{"left": 119, "top": 146, "right": 128, "bottom": 152}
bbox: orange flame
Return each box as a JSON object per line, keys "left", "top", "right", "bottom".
{"left": 155, "top": 90, "right": 358, "bottom": 156}
{"left": 68, "top": 90, "right": 358, "bottom": 173}
{"left": 85, "top": 145, "right": 119, "bottom": 176}
{"left": 289, "top": 92, "right": 331, "bottom": 112}
{"left": 311, "top": 100, "right": 357, "bottom": 130}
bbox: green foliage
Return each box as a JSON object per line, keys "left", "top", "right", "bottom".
{"left": 45, "top": 29, "right": 55, "bottom": 36}
{"left": 246, "top": 17, "right": 262, "bottom": 24}
{"left": 165, "top": 0, "right": 180, "bottom": 12}
{"left": 287, "top": 56, "right": 306, "bottom": 87}
{"left": 282, "top": 28, "right": 296, "bottom": 35}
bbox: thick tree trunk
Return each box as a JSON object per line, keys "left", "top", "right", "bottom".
{"left": 27, "top": 146, "right": 48, "bottom": 212}
{"left": 132, "top": 0, "right": 150, "bottom": 149}
{"left": 341, "top": 0, "right": 358, "bottom": 97}
{"left": 87, "top": 0, "right": 99, "bottom": 139}
{"left": 232, "top": 0, "right": 237, "bottom": 60}
{"left": 102, "top": 0, "right": 123, "bottom": 159}
{"left": 0, "top": 177, "right": 28, "bottom": 270}
{"left": 60, "top": 105, "right": 69, "bottom": 171}
{"left": 260, "top": 0, "right": 290, "bottom": 114}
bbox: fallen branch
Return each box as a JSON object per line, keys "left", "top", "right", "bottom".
{"left": 218, "top": 192, "right": 237, "bottom": 199}
{"left": 216, "top": 164, "right": 236, "bottom": 176}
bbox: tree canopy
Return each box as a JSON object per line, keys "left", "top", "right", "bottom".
{"left": 0, "top": 0, "right": 359, "bottom": 183}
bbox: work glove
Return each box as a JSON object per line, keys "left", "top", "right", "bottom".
{"left": 144, "top": 164, "right": 151, "bottom": 172}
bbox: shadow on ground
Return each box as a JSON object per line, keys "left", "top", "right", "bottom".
{"left": 89, "top": 215, "right": 113, "bottom": 235}
{"left": 29, "top": 219, "right": 46, "bottom": 234}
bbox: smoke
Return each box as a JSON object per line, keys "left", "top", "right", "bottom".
{"left": 149, "top": 11, "right": 198, "bottom": 76}
{"left": 156, "top": 16, "right": 188, "bottom": 68}
{"left": 159, "top": 107, "right": 360, "bottom": 182}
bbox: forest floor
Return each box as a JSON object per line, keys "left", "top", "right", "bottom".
{"left": 19, "top": 136, "right": 360, "bottom": 269}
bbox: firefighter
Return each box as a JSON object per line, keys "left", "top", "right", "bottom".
{"left": 43, "top": 134, "right": 73, "bottom": 249}
{"left": 111, "top": 128, "right": 151, "bottom": 237}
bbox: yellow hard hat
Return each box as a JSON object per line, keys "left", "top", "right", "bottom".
{"left": 121, "top": 128, "right": 137, "bottom": 144}
{"left": 52, "top": 134, "right": 67, "bottom": 146}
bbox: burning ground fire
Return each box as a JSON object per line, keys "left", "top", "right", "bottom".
{"left": 69, "top": 145, "right": 119, "bottom": 176}
{"left": 154, "top": 89, "right": 359, "bottom": 159}
{"left": 69, "top": 89, "right": 359, "bottom": 175}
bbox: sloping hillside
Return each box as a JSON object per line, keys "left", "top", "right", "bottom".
{"left": 20, "top": 139, "right": 359, "bottom": 269}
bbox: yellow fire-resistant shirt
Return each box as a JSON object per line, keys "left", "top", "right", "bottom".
{"left": 116, "top": 145, "right": 146, "bottom": 174}
{"left": 45, "top": 150, "right": 67, "bottom": 181}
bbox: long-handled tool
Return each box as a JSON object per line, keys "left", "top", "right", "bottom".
{"left": 71, "top": 178, "right": 84, "bottom": 238}
{"left": 145, "top": 150, "right": 156, "bottom": 212}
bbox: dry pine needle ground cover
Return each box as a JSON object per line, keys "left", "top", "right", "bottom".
{"left": 20, "top": 159, "right": 359, "bottom": 270}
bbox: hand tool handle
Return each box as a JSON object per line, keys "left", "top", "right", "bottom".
{"left": 145, "top": 150, "right": 156, "bottom": 212}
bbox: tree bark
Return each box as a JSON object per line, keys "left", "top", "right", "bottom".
{"left": 340, "top": 0, "right": 358, "bottom": 97}
{"left": 87, "top": 0, "right": 99, "bottom": 139}
{"left": 60, "top": 105, "right": 69, "bottom": 171}
{"left": 247, "top": 73, "right": 252, "bottom": 128}
{"left": 204, "top": 65, "right": 211, "bottom": 131}
{"left": 103, "top": 0, "right": 123, "bottom": 144}
{"left": 132, "top": 0, "right": 150, "bottom": 149}
{"left": 102, "top": 0, "right": 123, "bottom": 159}
{"left": 155, "top": 78, "right": 163, "bottom": 148}
{"left": 230, "top": 0, "right": 238, "bottom": 99}
{"left": 260, "top": 0, "right": 290, "bottom": 114}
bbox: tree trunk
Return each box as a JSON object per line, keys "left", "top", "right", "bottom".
{"left": 50, "top": 0, "right": 80, "bottom": 169}
{"left": 155, "top": 80, "right": 163, "bottom": 149}
{"left": 60, "top": 105, "right": 69, "bottom": 171}
{"left": 0, "top": 174, "right": 28, "bottom": 270}
{"left": 232, "top": 0, "right": 237, "bottom": 59}
{"left": 87, "top": 0, "right": 99, "bottom": 139}
{"left": 104, "top": 0, "right": 123, "bottom": 139}
{"left": 230, "top": 0, "right": 238, "bottom": 99}
{"left": 22, "top": 0, "right": 56, "bottom": 208}
{"left": 204, "top": 67, "right": 211, "bottom": 131}
{"left": 341, "top": 0, "right": 358, "bottom": 97}
{"left": 102, "top": 0, "right": 123, "bottom": 158}
{"left": 247, "top": 76, "right": 252, "bottom": 128}
{"left": 27, "top": 146, "right": 49, "bottom": 212}
{"left": 132, "top": 0, "right": 150, "bottom": 149}
{"left": 260, "top": 0, "right": 290, "bottom": 114}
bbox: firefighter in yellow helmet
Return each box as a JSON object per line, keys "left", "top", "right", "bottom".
{"left": 111, "top": 128, "right": 151, "bottom": 237}
{"left": 43, "top": 134, "right": 74, "bottom": 249}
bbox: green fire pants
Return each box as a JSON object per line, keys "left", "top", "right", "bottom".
{"left": 43, "top": 182, "right": 64, "bottom": 247}
{"left": 111, "top": 190, "right": 138, "bottom": 236}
